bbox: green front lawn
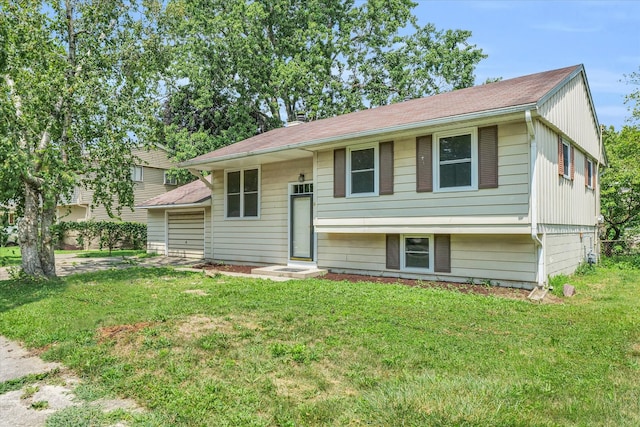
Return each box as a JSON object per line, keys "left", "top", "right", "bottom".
{"left": 0, "top": 261, "right": 639, "bottom": 426}
{"left": 0, "top": 248, "right": 148, "bottom": 267}
{"left": 0, "top": 246, "right": 21, "bottom": 267}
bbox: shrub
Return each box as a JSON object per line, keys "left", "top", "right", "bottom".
{"left": 54, "top": 221, "right": 147, "bottom": 253}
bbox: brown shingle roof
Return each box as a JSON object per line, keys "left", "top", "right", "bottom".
{"left": 181, "top": 65, "right": 582, "bottom": 167}
{"left": 137, "top": 177, "right": 210, "bottom": 208}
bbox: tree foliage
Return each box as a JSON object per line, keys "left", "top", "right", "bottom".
{"left": 0, "top": 0, "right": 165, "bottom": 277}
{"left": 161, "top": 0, "right": 486, "bottom": 166}
{"left": 600, "top": 126, "right": 640, "bottom": 241}
{"left": 625, "top": 67, "right": 640, "bottom": 125}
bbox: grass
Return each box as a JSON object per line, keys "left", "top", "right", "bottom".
{"left": 0, "top": 248, "right": 148, "bottom": 267}
{"left": 0, "top": 246, "right": 21, "bottom": 267}
{"left": 0, "top": 262, "right": 639, "bottom": 426}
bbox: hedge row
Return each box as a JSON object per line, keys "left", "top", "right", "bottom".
{"left": 53, "top": 221, "right": 147, "bottom": 253}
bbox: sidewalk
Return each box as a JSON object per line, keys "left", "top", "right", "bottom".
{"left": 0, "top": 253, "right": 198, "bottom": 281}
{"left": 0, "top": 336, "right": 140, "bottom": 427}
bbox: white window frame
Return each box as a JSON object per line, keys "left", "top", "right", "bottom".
{"left": 561, "top": 139, "right": 571, "bottom": 179}
{"left": 586, "top": 158, "right": 594, "bottom": 189}
{"left": 224, "top": 166, "right": 261, "bottom": 219}
{"left": 347, "top": 143, "right": 379, "bottom": 197}
{"left": 163, "top": 171, "right": 177, "bottom": 186}
{"left": 131, "top": 165, "right": 143, "bottom": 182}
{"left": 433, "top": 127, "right": 478, "bottom": 192}
{"left": 401, "top": 234, "right": 434, "bottom": 273}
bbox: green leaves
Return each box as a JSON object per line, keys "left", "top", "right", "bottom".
{"left": 600, "top": 126, "right": 640, "bottom": 240}
{"left": 161, "top": 0, "right": 486, "bottom": 160}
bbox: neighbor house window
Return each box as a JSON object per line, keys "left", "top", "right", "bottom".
{"left": 402, "top": 235, "right": 434, "bottom": 272}
{"left": 434, "top": 128, "right": 478, "bottom": 191}
{"left": 348, "top": 145, "right": 378, "bottom": 196}
{"left": 163, "top": 171, "right": 177, "bottom": 186}
{"left": 130, "top": 166, "right": 143, "bottom": 182}
{"left": 8, "top": 213, "right": 15, "bottom": 225}
{"left": 586, "top": 158, "right": 594, "bottom": 189}
{"left": 225, "top": 168, "right": 259, "bottom": 218}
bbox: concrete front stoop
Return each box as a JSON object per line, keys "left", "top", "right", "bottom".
{"left": 250, "top": 265, "right": 327, "bottom": 279}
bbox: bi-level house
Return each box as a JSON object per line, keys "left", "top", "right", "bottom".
{"left": 142, "top": 65, "right": 603, "bottom": 289}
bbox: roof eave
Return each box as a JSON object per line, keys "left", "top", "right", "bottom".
{"left": 136, "top": 200, "right": 211, "bottom": 210}
{"left": 179, "top": 103, "right": 538, "bottom": 168}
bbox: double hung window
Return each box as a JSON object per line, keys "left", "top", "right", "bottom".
{"left": 226, "top": 168, "right": 259, "bottom": 218}
{"left": 434, "top": 128, "right": 478, "bottom": 191}
{"left": 348, "top": 146, "right": 378, "bottom": 196}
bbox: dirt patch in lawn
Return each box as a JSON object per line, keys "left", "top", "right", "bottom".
{"left": 97, "top": 322, "right": 153, "bottom": 344}
{"left": 193, "top": 263, "right": 539, "bottom": 302}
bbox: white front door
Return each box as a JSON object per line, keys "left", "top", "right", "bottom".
{"left": 289, "top": 183, "right": 314, "bottom": 262}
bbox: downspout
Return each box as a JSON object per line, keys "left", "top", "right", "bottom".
{"left": 526, "top": 110, "right": 545, "bottom": 287}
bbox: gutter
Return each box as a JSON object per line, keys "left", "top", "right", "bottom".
{"left": 526, "top": 110, "right": 545, "bottom": 287}
{"left": 179, "top": 103, "right": 538, "bottom": 168}
{"left": 136, "top": 201, "right": 210, "bottom": 210}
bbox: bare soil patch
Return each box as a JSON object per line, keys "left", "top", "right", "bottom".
{"left": 97, "top": 322, "right": 153, "bottom": 343}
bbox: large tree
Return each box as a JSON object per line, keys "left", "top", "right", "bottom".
{"left": 600, "top": 126, "right": 640, "bottom": 241}
{"left": 0, "top": 0, "right": 165, "bottom": 278}
{"left": 161, "top": 0, "right": 486, "bottom": 164}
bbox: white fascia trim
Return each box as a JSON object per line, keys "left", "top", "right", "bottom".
{"left": 179, "top": 104, "right": 538, "bottom": 168}
{"left": 137, "top": 201, "right": 210, "bottom": 210}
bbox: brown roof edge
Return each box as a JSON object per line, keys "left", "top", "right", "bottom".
{"left": 179, "top": 65, "right": 584, "bottom": 168}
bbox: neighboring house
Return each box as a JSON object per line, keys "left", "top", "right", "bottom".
{"left": 144, "top": 65, "right": 603, "bottom": 289}
{"left": 57, "top": 145, "right": 177, "bottom": 224}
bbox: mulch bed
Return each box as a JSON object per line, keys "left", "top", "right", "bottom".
{"left": 193, "top": 262, "right": 533, "bottom": 300}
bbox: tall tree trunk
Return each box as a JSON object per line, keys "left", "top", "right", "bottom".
{"left": 39, "top": 197, "right": 57, "bottom": 278}
{"left": 19, "top": 182, "right": 45, "bottom": 278}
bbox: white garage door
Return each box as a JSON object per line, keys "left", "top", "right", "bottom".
{"left": 167, "top": 211, "right": 205, "bottom": 259}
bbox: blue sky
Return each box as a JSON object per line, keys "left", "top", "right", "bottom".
{"left": 412, "top": 0, "right": 640, "bottom": 129}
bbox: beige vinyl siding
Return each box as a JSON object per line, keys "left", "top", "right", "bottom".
{"left": 317, "top": 233, "right": 537, "bottom": 286}
{"left": 535, "top": 122, "right": 598, "bottom": 226}
{"left": 57, "top": 205, "right": 87, "bottom": 222}
{"left": 537, "top": 72, "right": 600, "bottom": 159}
{"left": 545, "top": 231, "right": 597, "bottom": 278}
{"left": 146, "top": 210, "right": 166, "bottom": 255}
{"left": 211, "top": 158, "right": 313, "bottom": 265}
{"left": 450, "top": 235, "right": 536, "bottom": 283}
{"left": 315, "top": 122, "right": 531, "bottom": 229}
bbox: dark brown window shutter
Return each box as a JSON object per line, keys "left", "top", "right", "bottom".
{"left": 478, "top": 125, "right": 498, "bottom": 189}
{"left": 570, "top": 145, "right": 575, "bottom": 180}
{"left": 558, "top": 136, "right": 564, "bottom": 176}
{"left": 333, "top": 148, "right": 346, "bottom": 198}
{"left": 416, "top": 135, "right": 433, "bottom": 192}
{"left": 386, "top": 234, "right": 400, "bottom": 270}
{"left": 379, "top": 141, "right": 394, "bottom": 195}
{"left": 434, "top": 234, "right": 451, "bottom": 273}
